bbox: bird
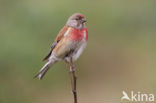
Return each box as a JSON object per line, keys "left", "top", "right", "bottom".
{"left": 34, "top": 13, "right": 88, "bottom": 80}
{"left": 121, "top": 91, "right": 130, "bottom": 101}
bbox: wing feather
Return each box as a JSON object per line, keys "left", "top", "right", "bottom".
{"left": 56, "top": 26, "right": 69, "bottom": 42}
{"left": 42, "top": 25, "right": 69, "bottom": 61}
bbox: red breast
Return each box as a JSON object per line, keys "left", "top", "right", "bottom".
{"left": 70, "top": 28, "right": 88, "bottom": 42}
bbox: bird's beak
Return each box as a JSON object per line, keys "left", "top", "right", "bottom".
{"left": 81, "top": 18, "right": 87, "bottom": 23}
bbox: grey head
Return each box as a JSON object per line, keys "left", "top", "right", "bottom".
{"left": 66, "top": 13, "right": 87, "bottom": 29}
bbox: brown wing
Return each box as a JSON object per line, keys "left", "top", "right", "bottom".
{"left": 43, "top": 25, "right": 69, "bottom": 61}
{"left": 55, "top": 25, "right": 69, "bottom": 42}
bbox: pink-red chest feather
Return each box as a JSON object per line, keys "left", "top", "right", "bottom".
{"left": 70, "top": 28, "right": 88, "bottom": 41}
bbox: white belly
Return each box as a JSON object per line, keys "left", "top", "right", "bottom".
{"left": 73, "top": 41, "right": 87, "bottom": 61}
{"left": 65, "top": 40, "right": 87, "bottom": 62}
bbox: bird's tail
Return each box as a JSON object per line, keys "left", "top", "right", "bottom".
{"left": 34, "top": 59, "right": 57, "bottom": 80}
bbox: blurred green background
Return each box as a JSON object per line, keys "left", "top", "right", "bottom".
{"left": 0, "top": 0, "right": 156, "bottom": 103}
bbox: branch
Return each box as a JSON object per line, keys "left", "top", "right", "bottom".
{"left": 69, "top": 55, "right": 77, "bottom": 103}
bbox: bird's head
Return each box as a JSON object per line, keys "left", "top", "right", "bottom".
{"left": 66, "top": 13, "right": 87, "bottom": 29}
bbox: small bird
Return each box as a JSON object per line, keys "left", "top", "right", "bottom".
{"left": 34, "top": 13, "right": 88, "bottom": 80}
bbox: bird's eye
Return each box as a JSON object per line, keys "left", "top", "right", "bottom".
{"left": 75, "top": 17, "right": 79, "bottom": 20}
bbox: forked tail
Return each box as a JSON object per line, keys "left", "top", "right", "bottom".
{"left": 34, "top": 60, "right": 56, "bottom": 80}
